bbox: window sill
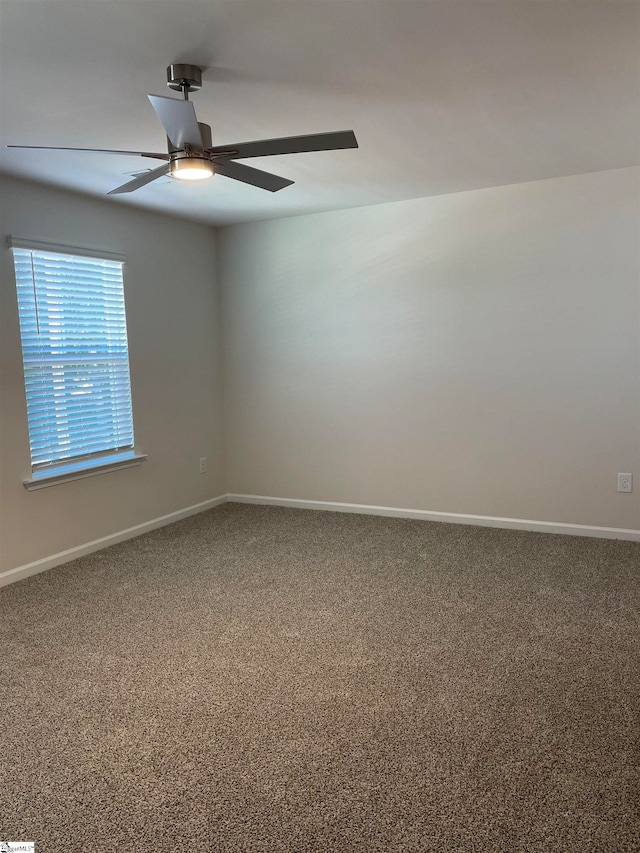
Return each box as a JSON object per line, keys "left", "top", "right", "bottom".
{"left": 23, "top": 452, "right": 147, "bottom": 491}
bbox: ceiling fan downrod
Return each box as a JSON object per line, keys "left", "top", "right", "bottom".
{"left": 166, "top": 63, "right": 202, "bottom": 101}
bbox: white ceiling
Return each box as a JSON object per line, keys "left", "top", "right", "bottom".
{"left": 1, "top": 0, "right": 638, "bottom": 226}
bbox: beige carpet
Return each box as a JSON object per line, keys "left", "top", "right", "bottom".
{"left": 1, "top": 503, "right": 639, "bottom": 852}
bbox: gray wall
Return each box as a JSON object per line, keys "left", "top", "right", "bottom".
{"left": 219, "top": 167, "right": 640, "bottom": 530}
{"left": 0, "top": 177, "right": 226, "bottom": 573}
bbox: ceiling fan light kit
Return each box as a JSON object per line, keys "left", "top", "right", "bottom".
{"left": 170, "top": 153, "right": 215, "bottom": 181}
{"left": 8, "top": 63, "right": 358, "bottom": 196}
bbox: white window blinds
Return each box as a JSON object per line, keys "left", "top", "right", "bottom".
{"left": 12, "top": 245, "right": 135, "bottom": 473}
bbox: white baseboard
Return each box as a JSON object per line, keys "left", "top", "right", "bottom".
{"left": 0, "top": 495, "right": 228, "bottom": 588}
{"left": 3, "top": 492, "right": 637, "bottom": 589}
{"left": 228, "top": 494, "right": 640, "bottom": 542}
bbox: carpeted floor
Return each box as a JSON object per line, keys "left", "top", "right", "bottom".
{"left": 1, "top": 503, "right": 639, "bottom": 852}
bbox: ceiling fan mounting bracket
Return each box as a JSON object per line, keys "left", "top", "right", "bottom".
{"left": 166, "top": 64, "right": 202, "bottom": 94}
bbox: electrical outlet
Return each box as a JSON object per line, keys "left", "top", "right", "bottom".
{"left": 617, "top": 473, "right": 633, "bottom": 493}
{"left": 199, "top": 457, "right": 207, "bottom": 474}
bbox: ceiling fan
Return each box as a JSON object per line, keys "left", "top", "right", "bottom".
{"left": 8, "top": 63, "right": 359, "bottom": 196}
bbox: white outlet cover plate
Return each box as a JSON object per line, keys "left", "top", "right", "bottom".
{"left": 617, "top": 473, "right": 633, "bottom": 493}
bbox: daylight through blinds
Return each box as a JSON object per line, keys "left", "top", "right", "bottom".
{"left": 13, "top": 247, "right": 134, "bottom": 470}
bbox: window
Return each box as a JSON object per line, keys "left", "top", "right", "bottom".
{"left": 10, "top": 238, "right": 145, "bottom": 489}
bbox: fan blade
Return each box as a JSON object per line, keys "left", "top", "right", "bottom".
{"left": 208, "top": 130, "right": 358, "bottom": 160}
{"left": 107, "top": 163, "right": 170, "bottom": 195}
{"left": 148, "top": 94, "right": 203, "bottom": 151}
{"left": 214, "top": 159, "right": 293, "bottom": 192}
{"left": 7, "top": 145, "right": 169, "bottom": 160}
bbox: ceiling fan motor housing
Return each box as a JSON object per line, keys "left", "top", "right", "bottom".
{"left": 168, "top": 122, "right": 215, "bottom": 180}
{"left": 166, "top": 64, "right": 202, "bottom": 93}
{"left": 197, "top": 122, "right": 212, "bottom": 150}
